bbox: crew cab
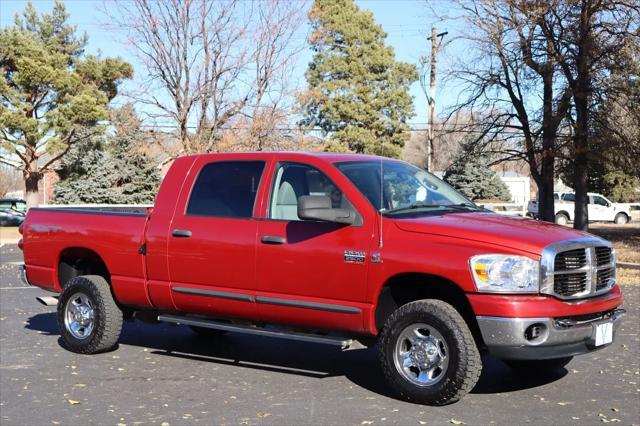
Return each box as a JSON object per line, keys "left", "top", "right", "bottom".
{"left": 19, "top": 152, "right": 624, "bottom": 405}
{"left": 527, "top": 192, "right": 632, "bottom": 225}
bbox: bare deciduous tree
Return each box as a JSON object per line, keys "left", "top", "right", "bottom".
{"left": 444, "top": 0, "right": 573, "bottom": 223}
{"left": 0, "top": 165, "right": 23, "bottom": 198}
{"left": 536, "top": 0, "right": 639, "bottom": 229}
{"left": 105, "top": 0, "right": 305, "bottom": 158}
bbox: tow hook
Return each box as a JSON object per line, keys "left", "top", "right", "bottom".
{"left": 36, "top": 296, "right": 59, "bottom": 306}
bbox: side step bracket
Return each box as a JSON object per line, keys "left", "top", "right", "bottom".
{"left": 158, "top": 314, "right": 354, "bottom": 349}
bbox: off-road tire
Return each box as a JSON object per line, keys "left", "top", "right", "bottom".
{"left": 555, "top": 213, "right": 569, "bottom": 226}
{"left": 57, "top": 275, "right": 123, "bottom": 354}
{"left": 503, "top": 356, "right": 573, "bottom": 374}
{"left": 378, "top": 299, "right": 482, "bottom": 406}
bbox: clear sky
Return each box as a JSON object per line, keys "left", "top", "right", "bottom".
{"left": 0, "top": 0, "right": 469, "bottom": 128}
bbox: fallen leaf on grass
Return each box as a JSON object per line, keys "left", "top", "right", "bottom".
{"left": 450, "top": 420, "right": 465, "bottom": 425}
{"left": 67, "top": 399, "right": 80, "bottom": 405}
{"left": 257, "top": 413, "right": 272, "bottom": 419}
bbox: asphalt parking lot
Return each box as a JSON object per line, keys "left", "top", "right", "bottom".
{"left": 1, "top": 243, "right": 639, "bottom": 425}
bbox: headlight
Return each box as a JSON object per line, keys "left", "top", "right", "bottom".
{"left": 470, "top": 254, "right": 539, "bottom": 293}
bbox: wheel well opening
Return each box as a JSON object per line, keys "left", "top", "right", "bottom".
{"left": 556, "top": 211, "right": 569, "bottom": 218}
{"left": 58, "top": 248, "right": 110, "bottom": 289}
{"left": 374, "top": 273, "right": 484, "bottom": 347}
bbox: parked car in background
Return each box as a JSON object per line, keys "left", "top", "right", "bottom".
{"left": 0, "top": 198, "right": 26, "bottom": 213}
{"left": 0, "top": 208, "right": 25, "bottom": 226}
{"left": 527, "top": 192, "right": 632, "bottom": 225}
{"left": 0, "top": 199, "right": 26, "bottom": 226}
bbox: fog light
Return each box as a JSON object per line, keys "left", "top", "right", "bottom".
{"left": 524, "top": 323, "right": 547, "bottom": 343}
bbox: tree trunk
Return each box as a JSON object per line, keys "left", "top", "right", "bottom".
{"left": 572, "top": 1, "right": 593, "bottom": 231}
{"left": 539, "top": 147, "right": 556, "bottom": 222}
{"left": 539, "top": 73, "right": 556, "bottom": 223}
{"left": 24, "top": 171, "right": 41, "bottom": 209}
{"left": 573, "top": 83, "right": 590, "bottom": 230}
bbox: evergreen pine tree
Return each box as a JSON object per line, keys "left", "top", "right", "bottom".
{"left": 299, "top": 0, "right": 418, "bottom": 157}
{"left": 444, "top": 145, "right": 512, "bottom": 202}
{"left": 54, "top": 106, "right": 160, "bottom": 204}
{"left": 0, "top": 1, "right": 132, "bottom": 207}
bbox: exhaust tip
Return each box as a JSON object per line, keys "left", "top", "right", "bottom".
{"left": 36, "top": 296, "right": 59, "bottom": 306}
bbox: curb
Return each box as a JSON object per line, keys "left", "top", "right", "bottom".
{"left": 617, "top": 262, "right": 640, "bottom": 270}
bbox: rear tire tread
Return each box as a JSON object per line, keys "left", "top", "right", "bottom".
{"left": 57, "top": 275, "right": 123, "bottom": 354}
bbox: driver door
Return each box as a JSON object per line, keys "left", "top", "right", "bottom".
{"left": 589, "top": 195, "right": 609, "bottom": 221}
{"left": 254, "top": 161, "right": 373, "bottom": 333}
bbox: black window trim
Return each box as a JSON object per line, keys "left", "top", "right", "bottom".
{"left": 184, "top": 159, "right": 267, "bottom": 220}
{"left": 265, "top": 160, "right": 363, "bottom": 226}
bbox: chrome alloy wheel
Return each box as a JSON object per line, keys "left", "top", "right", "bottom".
{"left": 64, "top": 293, "right": 95, "bottom": 340}
{"left": 393, "top": 323, "right": 449, "bottom": 386}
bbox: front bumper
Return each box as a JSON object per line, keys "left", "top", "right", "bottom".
{"left": 477, "top": 308, "right": 625, "bottom": 360}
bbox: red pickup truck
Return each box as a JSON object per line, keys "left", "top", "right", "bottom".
{"left": 19, "top": 152, "right": 624, "bottom": 405}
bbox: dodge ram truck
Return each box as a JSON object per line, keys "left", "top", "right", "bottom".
{"left": 19, "top": 152, "right": 625, "bottom": 405}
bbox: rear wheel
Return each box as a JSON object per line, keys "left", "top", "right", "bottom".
{"left": 378, "top": 300, "right": 482, "bottom": 406}
{"left": 555, "top": 213, "right": 569, "bottom": 226}
{"left": 614, "top": 213, "right": 629, "bottom": 225}
{"left": 57, "top": 275, "right": 123, "bottom": 354}
{"left": 503, "top": 357, "right": 573, "bottom": 374}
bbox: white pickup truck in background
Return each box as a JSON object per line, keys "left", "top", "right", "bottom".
{"left": 527, "top": 192, "right": 633, "bottom": 225}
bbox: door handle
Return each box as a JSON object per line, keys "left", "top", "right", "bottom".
{"left": 172, "top": 229, "right": 192, "bottom": 238}
{"left": 261, "top": 235, "right": 286, "bottom": 245}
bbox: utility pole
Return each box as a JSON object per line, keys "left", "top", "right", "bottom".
{"left": 422, "top": 27, "right": 447, "bottom": 172}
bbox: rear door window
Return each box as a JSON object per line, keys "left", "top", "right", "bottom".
{"left": 187, "top": 161, "right": 265, "bottom": 218}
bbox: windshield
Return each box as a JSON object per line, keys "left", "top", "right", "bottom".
{"left": 336, "top": 160, "right": 479, "bottom": 215}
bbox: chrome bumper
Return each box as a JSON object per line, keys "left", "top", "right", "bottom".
{"left": 477, "top": 309, "right": 625, "bottom": 360}
{"left": 19, "top": 264, "right": 29, "bottom": 286}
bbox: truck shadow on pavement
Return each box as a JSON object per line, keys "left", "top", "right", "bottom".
{"left": 25, "top": 312, "right": 567, "bottom": 400}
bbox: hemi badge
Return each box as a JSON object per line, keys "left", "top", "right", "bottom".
{"left": 344, "top": 250, "right": 366, "bottom": 264}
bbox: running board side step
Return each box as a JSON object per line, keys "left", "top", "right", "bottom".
{"left": 158, "top": 314, "right": 354, "bottom": 349}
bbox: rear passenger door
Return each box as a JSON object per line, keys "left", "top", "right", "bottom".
{"left": 167, "top": 159, "right": 266, "bottom": 319}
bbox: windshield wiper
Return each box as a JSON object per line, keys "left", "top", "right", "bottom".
{"left": 383, "top": 202, "right": 482, "bottom": 215}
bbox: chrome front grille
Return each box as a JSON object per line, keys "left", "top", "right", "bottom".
{"left": 595, "top": 246, "right": 612, "bottom": 266}
{"left": 554, "top": 271, "right": 588, "bottom": 296}
{"left": 541, "top": 238, "right": 616, "bottom": 300}
{"left": 554, "top": 248, "right": 587, "bottom": 270}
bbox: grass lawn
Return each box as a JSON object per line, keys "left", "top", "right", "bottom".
{"left": 0, "top": 226, "right": 20, "bottom": 244}
{"left": 589, "top": 223, "right": 640, "bottom": 286}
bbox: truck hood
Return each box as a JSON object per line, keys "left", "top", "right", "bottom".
{"left": 393, "top": 212, "right": 595, "bottom": 255}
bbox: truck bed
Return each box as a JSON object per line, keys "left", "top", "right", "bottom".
{"left": 23, "top": 207, "right": 151, "bottom": 307}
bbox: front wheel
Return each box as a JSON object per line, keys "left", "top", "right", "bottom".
{"left": 503, "top": 357, "right": 573, "bottom": 374}
{"left": 614, "top": 213, "right": 629, "bottom": 225}
{"left": 378, "top": 300, "right": 482, "bottom": 406}
{"left": 57, "top": 275, "right": 123, "bottom": 354}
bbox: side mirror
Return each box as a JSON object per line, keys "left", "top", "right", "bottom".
{"left": 297, "top": 195, "right": 355, "bottom": 225}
